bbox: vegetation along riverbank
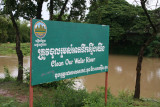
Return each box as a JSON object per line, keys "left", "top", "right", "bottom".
{"left": 0, "top": 75, "right": 160, "bottom": 107}
{"left": 0, "top": 43, "right": 30, "bottom": 56}
{"left": 0, "top": 43, "right": 159, "bottom": 57}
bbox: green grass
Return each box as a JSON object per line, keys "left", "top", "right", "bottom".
{"left": 0, "top": 80, "right": 160, "bottom": 107}
{"left": 0, "top": 95, "right": 28, "bottom": 107}
{"left": 0, "top": 43, "right": 30, "bottom": 56}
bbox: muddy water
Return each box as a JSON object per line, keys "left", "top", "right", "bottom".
{"left": 82, "top": 55, "right": 160, "bottom": 99}
{"left": 0, "top": 55, "right": 160, "bottom": 98}
{"left": 0, "top": 55, "right": 30, "bottom": 78}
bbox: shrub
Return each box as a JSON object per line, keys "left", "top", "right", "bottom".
{"left": 54, "top": 85, "right": 88, "bottom": 107}
{"left": 83, "top": 87, "right": 113, "bottom": 107}
{"left": 34, "top": 92, "right": 55, "bottom": 107}
{"left": 3, "top": 66, "right": 12, "bottom": 81}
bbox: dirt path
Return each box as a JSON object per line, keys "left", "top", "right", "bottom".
{"left": 0, "top": 89, "right": 28, "bottom": 103}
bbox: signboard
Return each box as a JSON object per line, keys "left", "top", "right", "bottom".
{"left": 31, "top": 19, "right": 109, "bottom": 86}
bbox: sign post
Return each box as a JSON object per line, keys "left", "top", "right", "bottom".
{"left": 30, "top": 19, "right": 33, "bottom": 107}
{"left": 30, "top": 19, "right": 109, "bottom": 106}
{"left": 105, "top": 72, "right": 108, "bottom": 105}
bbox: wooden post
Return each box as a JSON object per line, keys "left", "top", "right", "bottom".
{"left": 30, "top": 19, "right": 33, "bottom": 107}
{"left": 105, "top": 72, "right": 108, "bottom": 106}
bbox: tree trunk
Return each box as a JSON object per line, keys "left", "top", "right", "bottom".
{"left": 134, "top": 34, "right": 155, "bottom": 99}
{"left": 10, "top": 12, "right": 23, "bottom": 82}
{"left": 134, "top": 46, "right": 144, "bottom": 99}
{"left": 36, "top": 0, "right": 44, "bottom": 19}
{"left": 134, "top": 0, "right": 158, "bottom": 99}
{"left": 57, "top": 0, "right": 69, "bottom": 21}
{"left": 49, "top": 0, "right": 53, "bottom": 20}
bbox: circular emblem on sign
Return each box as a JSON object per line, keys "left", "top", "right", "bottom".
{"left": 34, "top": 21, "right": 47, "bottom": 38}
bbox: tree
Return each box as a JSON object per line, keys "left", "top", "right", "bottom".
{"left": 86, "top": 0, "right": 139, "bottom": 41}
{"left": 87, "top": 0, "right": 160, "bottom": 99}
{"left": 67, "top": 0, "right": 87, "bottom": 22}
{"left": 0, "top": 16, "right": 30, "bottom": 43}
{"left": 48, "top": 0, "right": 69, "bottom": 21}
{"left": 49, "top": 0, "right": 53, "bottom": 20}
{"left": 48, "top": 0, "right": 87, "bottom": 22}
{"left": 134, "top": 0, "right": 160, "bottom": 99}
{"left": 2, "top": 0, "right": 36, "bottom": 82}
{"left": 36, "top": 0, "right": 45, "bottom": 19}
{"left": 19, "top": 21, "right": 30, "bottom": 43}
{"left": 0, "top": 16, "right": 9, "bottom": 43}
{"left": 57, "top": 0, "right": 69, "bottom": 21}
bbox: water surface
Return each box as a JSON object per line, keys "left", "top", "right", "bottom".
{"left": 0, "top": 55, "right": 159, "bottom": 98}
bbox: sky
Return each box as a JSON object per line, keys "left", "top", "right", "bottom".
{"left": 35, "top": 21, "right": 47, "bottom": 29}
{"left": 41, "top": 0, "right": 159, "bottom": 20}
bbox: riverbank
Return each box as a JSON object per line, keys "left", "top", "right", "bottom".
{"left": 0, "top": 43, "right": 159, "bottom": 57}
{"left": 0, "top": 43, "right": 30, "bottom": 56}
{"left": 0, "top": 79, "right": 160, "bottom": 107}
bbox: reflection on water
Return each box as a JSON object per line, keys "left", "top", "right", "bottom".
{"left": 147, "top": 71, "right": 154, "bottom": 82}
{"left": 81, "top": 55, "right": 160, "bottom": 99}
{"left": 73, "top": 79, "right": 85, "bottom": 90}
{"left": 115, "top": 66, "right": 123, "bottom": 73}
{"left": 0, "top": 73, "right": 4, "bottom": 78}
{"left": 156, "top": 69, "right": 160, "bottom": 79}
{"left": 0, "top": 54, "right": 160, "bottom": 99}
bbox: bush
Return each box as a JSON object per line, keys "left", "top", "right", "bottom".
{"left": 83, "top": 87, "right": 112, "bottom": 107}
{"left": 54, "top": 85, "right": 88, "bottom": 107}
{"left": 2, "top": 100, "right": 16, "bottom": 107}
{"left": 118, "top": 90, "right": 133, "bottom": 103}
{"left": 34, "top": 92, "right": 55, "bottom": 107}
{"left": 3, "top": 66, "right": 12, "bottom": 81}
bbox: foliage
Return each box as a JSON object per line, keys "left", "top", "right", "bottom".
{"left": 38, "top": 79, "right": 74, "bottom": 89}
{"left": 83, "top": 89, "right": 160, "bottom": 107}
{"left": 0, "top": 16, "right": 9, "bottom": 43}
{"left": 3, "top": 66, "right": 13, "bottom": 81}
{"left": 2, "top": 0, "right": 36, "bottom": 20}
{"left": 19, "top": 20, "right": 30, "bottom": 43}
{"left": 0, "top": 16, "right": 30, "bottom": 43}
{"left": 87, "top": 0, "right": 160, "bottom": 57}
{"left": 67, "top": 0, "right": 87, "bottom": 22}
{"left": 0, "top": 16, "right": 15, "bottom": 43}
{"left": 83, "top": 88, "right": 115, "bottom": 107}
{"left": 83, "top": 87, "right": 108, "bottom": 107}
{"left": 33, "top": 92, "right": 55, "bottom": 107}
{"left": 145, "top": 35, "right": 160, "bottom": 57}
{"left": 54, "top": 85, "right": 88, "bottom": 107}
{"left": 23, "top": 68, "right": 30, "bottom": 84}
{"left": 87, "top": 0, "right": 137, "bottom": 41}
{"left": 0, "top": 43, "right": 30, "bottom": 56}
{"left": 86, "top": 0, "right": 159, "bottom": 39}
{"left": 0, "top": 0, "right": 35, "bottom": 43}
{"left": 47, "top": 0, "right": 87, "bottom": 22}
{"left": 0, "top": 95, "right": 28, "bottom": 107}
{"left": 0, "top": 80, "right": 160, "bottom": 107}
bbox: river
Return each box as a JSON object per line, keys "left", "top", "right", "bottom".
{"left": 0, "top": 55, "right": 160, "bottom": 99}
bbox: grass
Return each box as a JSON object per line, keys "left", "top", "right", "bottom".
{"left": 0, "top": 95, "right": 28, "bottom": 107}
{"left": 0, "top": 43, "right": 30, "bottom": 56}
{"left": 0, "top": 79, "right": 160, "bottom": 107}
{"left": 0, "top": 80, "right": 56, "bottom": 107}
